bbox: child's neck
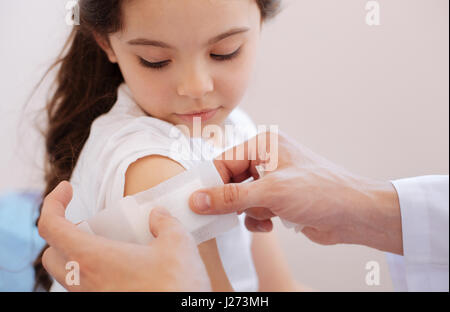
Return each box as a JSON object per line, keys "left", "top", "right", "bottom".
{"left": 190, "top": 121, "right": 228, "bottom": 151}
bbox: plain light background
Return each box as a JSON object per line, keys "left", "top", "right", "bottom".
{"left": 1, "top": 1, "right": 448, "bottom": 291}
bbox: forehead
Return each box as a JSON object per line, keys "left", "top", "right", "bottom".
{"left": 119, "top": 0, "right": 259, "bottom": 44}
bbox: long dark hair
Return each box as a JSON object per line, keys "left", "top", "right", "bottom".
{"left": 33, "top": 0, "right": 282, "bottom": 291}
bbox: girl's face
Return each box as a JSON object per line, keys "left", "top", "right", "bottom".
{"left": 101, "top": 0, "right": 262, "bottom": 133}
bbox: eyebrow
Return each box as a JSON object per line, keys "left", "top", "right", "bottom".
{"left": 127, "top": 26, "right": 250, "bottom": 49}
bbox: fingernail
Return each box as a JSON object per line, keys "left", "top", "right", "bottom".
{"left": 193, "top": 192, "right": 211, "bottom": 212}
{"left": 257, "top": 223, "right": 271, "bottom": 232}
{"left": 257, "top": 224, "right": 268, "bottom": 232}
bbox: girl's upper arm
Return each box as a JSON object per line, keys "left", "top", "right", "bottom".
{"left": 124, "top": 155, "right": 186, "bottom": 196}
{"left": 123, "top": 155, "right": 233, "bottom": 291}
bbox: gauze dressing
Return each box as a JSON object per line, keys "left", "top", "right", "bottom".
{"left": 76, "top": 160, "right": 239, "bottom": 244}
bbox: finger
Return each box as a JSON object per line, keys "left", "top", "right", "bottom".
{"left": 40, "top": 181, "right": 73, "bottom": 219}
{"left": 189, "top": 178, "right": 267, "bottom": 215}
{"left": 232, "top": 171, "right": 258, "bottom": 183}
{"left": 38, "top": 181, "right": 83, "bottom": 250}
{"left": 213, "top": 131, "right": 279, "bottom": 183}
{"left": 244, "top": 207, "right": 276, "bottom": 220}
{"left": 149, "top": 207, "right": 193, "bottom": 244}
{"left": 38, "top": 183, "right": 101, "bottom": 258}
{"left": 41, "top": 246, "right": 69, "bottom": 289}
{"left": 244, "top": 215, "right": 273, "bottom": 232}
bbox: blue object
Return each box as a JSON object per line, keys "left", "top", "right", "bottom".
{"left": 0, "top": 191, "right": 46, "bottom": 292}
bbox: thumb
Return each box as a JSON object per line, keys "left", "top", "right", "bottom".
{"left": 41, "top": 181, "right": 73, "bottom": 219}
{"left": 189, "top": 179, "right": 266, "bottom": 215}
{"left": 149, "top": 207, "right": 189, "bottom": 240}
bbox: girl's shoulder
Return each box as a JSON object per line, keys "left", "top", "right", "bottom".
{"left": 76, "top": 85, "right": 192, "bottom": 182}
{"left": 67, "top": 85, "right": 190, "bottom": 222}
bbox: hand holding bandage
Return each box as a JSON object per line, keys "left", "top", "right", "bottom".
{"left": 38, "top": 181, "right": 211, "bottom": 292}
{"left": 189, "top": 131, "right": 402, "bottom": 255}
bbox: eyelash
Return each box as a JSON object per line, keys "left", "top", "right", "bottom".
{"left": 138, "top": 47, "right": 241, "bottom": 70}
{"left": 138, "top": 58, "right": 169, "bottom": 70}
{"left": 211, "top": 47, "right": 242, "bottom": 61}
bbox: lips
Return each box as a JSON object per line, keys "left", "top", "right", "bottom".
{"left": 176, "top": 107, "right": 220, "bottom": 123}
{"left": 182, "top": 108, "right": 218, "bottom": 115}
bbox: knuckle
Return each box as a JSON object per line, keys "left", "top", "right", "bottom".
{"left": 222, "top": 184, "right": 244, "bottom": 209}
{"left": 37, "top": 217, "right": 48, "bottom": 239}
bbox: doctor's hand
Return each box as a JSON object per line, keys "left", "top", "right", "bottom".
{"left": 189, "top": 131, "right": 403, "bottom": 255}
{"left": 39, "top": 181, "right": 211, "bottom": 292}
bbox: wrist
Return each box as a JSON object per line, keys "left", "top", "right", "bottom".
{"left": 346, "top": 178, "right": 403, "bottom": 254}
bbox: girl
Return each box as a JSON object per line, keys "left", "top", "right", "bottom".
{"left": 34, "top": 0, "right": 300, "bottom": 292}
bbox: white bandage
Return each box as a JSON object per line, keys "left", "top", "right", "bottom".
{"left": 77, "top": 161, "right": 239, "bottom": 244}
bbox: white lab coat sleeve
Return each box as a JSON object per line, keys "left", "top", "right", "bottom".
{"left": 386, "top": 175, "right": 449, "bottom": 291}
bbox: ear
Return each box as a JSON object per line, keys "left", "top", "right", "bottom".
{"left": 93, "top": 33, "right": 118, "bottom": 63}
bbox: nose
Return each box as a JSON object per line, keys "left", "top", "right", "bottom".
{"left": 177, "top": 63, "right": 214, "bottom": 99}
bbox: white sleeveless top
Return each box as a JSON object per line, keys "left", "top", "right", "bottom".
{"left": 51, "top": 83, "right": 259, "bottom": 292}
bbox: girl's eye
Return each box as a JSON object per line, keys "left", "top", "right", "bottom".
{"left": 139, "top": 57, "right": 170, "bottom": 70}
{"left": 211, "top": 47, "right": 241, "bottom": 61}
{"left": 138, "top": 47, "right": 241, "bottom": 70}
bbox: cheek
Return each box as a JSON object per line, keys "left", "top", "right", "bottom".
{"left": 117, "top": 56, "right": 173, "bottom": 116}
{"left": 131, "top": 76, "right": 172, "bottom": 115}
{"left": 214, "top": 50, "right": 255, "bottom": 109}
